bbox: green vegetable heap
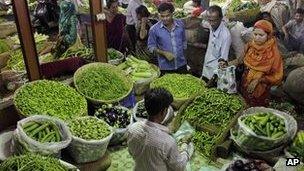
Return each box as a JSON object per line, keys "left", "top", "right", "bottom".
{"left": 242, "top": 112, "right": 286, "bottom": 138}
{"left": 6, "top": 50, "right": 25, "bottom": 71}
{"left": 108, "top": 49, "right": 122, "bottom": 60}
{"left": 61, "top": 46, "right": 93, "bottom": 60}
{"left": 173, "top": 10, "right": 186, "bottom": 18}
{"left": 151, "top": 74, "right": 205, "bottom": 100}
{"left": 118, "top": 56, "right": 158, "bottom": 82}
{"left": 0, "top": 153, "right": 76, "bottom": 171}
{"left": 75, "top": 63, "right": 132, "bottom": 101}
{"left": 192, "top": 131, "right": 219, "bottom": 158}
{"left": 182, "top": 88, "right": 243, "bottom": 129}
{"left": 0, "top": 39, "right": 10, "bottom": 53}
{"left": 14, "top": 80, "right": 87, "bottom": 120}
{"left": 69, "top": 117, "right": 111, "bottom": 141}
{"left": 22, "top": 121, "right": 62, "bottom": 143}
{"left": 288, "top": 131, "right": 304, "bottom": 162}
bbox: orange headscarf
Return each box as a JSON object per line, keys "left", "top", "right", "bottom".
{"left": 243, "top": 20, "right": 283, "bottom": 98}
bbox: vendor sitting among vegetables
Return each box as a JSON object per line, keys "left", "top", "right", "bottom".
{"left": 127, "top": 88, "right": 193, "bottom": 171}
{"left": 236, "top": 20, "right": 283, "bottom": 106}
{"left": 183, "top": 0, "right": 204, "bottom": 17}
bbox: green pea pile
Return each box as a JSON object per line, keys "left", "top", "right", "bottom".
{"left": 151, "top": 74, "right": 205, "bottom": 99}
{"left": 69, "top": 117, "right": 111, "bottom": 141}
{"left": 14, "top": 80, "right": 87, "bottom": 120}
{"left": 75, "top": 64, "right": 132, "bottom": 101}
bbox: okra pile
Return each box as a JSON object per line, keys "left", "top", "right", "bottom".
{"left": 94, "top": 104, "right": 131, "bottom": 128}
{"left": 288, "top": 131, "right": 304, "bottom": 162}
{"left": 242, "top": 112, "right": 286, "bottom": 138}
{"left": 14, "top": 80, "right": 87, "bottom": 120}
{"left": 22, "top": 121, "right": 62, "bottom": 143}
{"left": 69, "top": 117, "right": 111, "bottom": 141}
{"left": 0, "top": 153, "right": 76, "bottom": 171}
{"left": 151, "top": 74, "right": 205, "bottom": 99}
{"left": 182, "top": 88, "right": 244, "bottom": 129}
{"left": 75, "top": 64, "right": 132, "bottom": 101}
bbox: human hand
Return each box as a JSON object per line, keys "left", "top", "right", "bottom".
{"left": 163, "top": 51, "right": 175, "bottom": 61}
{"left": 247, "top": 79, "right": 259, "bottom": 94}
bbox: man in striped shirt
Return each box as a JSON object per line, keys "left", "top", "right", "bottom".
{"left": 126, "top": 88, "right": 193, "bottom": 171}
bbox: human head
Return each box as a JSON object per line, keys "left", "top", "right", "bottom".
{"left": 144, "top": 88, "right": 173, "bottom": 123}
{"left": 207, "top": 5, "right": 223, "bottom": 31}
{"left": 294, "top": 8, "right": 304, "bottom": 23}
{"left": 192, "top": 0, "right": 201, "bottom": 7}
{"left": 218, "top": 58, "right": 228, "bottom": 69}
{"left": 136, "top": 5, "right": 150, "bottom": 20}
{"left": 106, "top": 0, "right": 119, "bottom": 14}
{"left": 255, "top": 12, "right": 275, "bottom": 27}
{"left": 158, "top": 2, "right": 175, "bottom": 26}
{"left": 253, "top": 20, "right": 273, "bottom": 45}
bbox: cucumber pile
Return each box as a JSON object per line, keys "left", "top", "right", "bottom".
{"left": 22, "top": 121, "right": 62, "bottom": 143}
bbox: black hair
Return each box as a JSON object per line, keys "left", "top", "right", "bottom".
{"left": 255, "top": 12, "right": 276, "bottom": 26}
{"left": 192, "top": 0, "right": 201, "bottom": 6}
{"left": 295, "top": 8, "right": 304, "bottom": 15}
{"left": 157, "top": 2, "right": 175, "bottom": 13}
{"left": 136, "top": 5, "right": 151, "bottom": 17}
{"left": 218, "top": 58, "right": 228, "bottom": 64}
{"left": 144, "top": 88, "right": 173, "bottom": 117}
{"left": 208, "top": 5, "right": 223, "bottom": 19}
{"left": 106, "top": 0, "right": 118, "bottom": 9}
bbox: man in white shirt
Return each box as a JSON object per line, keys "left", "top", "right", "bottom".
{"left": 127, "top": 88, "right": 193, "bottom": 171}
{"left": 126, "top": 0, "right": 143, "bottom": 52}
{"left": 202, "top": 5, "right": 231, "bottom": 80}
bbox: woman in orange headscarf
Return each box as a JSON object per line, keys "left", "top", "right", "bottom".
{"left": 241, "top": 20, "right": 283, "bottom": 106}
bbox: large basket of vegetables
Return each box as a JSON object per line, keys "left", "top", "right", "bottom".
{"left": 67, "top": 116, "right": 113, "bottom": 163}
{"left": 13, "top": 115, "right": 72, "bottom": 157}
{"left": 231, "top": 107, "right": 297, "bottom": 152}
{"left": 14, "top": 80, "right": 88, "bottom": 120}
{"left": 118, "top": 56, "right": 160, "bottom": 95}
{"left": 150, "top": 74, "right": 206, "bottom": 109}
{"left": 74, "top": 62, "right": 133, "bottom": 104}
{"left": 107, "top": 48, "right": 124, "bottom": 65}
{"left": 94, "top": 104, "right": 132, "bottom": 145}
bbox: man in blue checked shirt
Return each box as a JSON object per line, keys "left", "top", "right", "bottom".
{"left": 148, "top": 2, "right": 188, "bottom": 75}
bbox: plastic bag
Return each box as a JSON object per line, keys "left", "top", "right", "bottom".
{"left": 231, "top": 107, "right": 297, "bottom": 152}
{"left": 12, "top": 115, "right": 72, "bottom": 157}
{"left": 133, "top": 64, "right": 160, "bottom": 95}
{"left": 67, "top": 117, "right": 113, "bottom": 163}
{"left": 215, "top": 66, "right": 237, "bottom": 94}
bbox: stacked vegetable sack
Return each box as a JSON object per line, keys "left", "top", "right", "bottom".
{"left": 179, "top": 88, "right": 244, "bottom": 158}
{"left": 226, "top": 0, "right": 260, "bottom": 24}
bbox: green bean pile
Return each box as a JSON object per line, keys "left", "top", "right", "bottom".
{"left": 14, "top": 80, "right": 87, "bottom": 120}
{"left": 0, "top": 154, "right": 76, "bottom": 171}
{"left": 192, "top": 131, "right": 220, "bottom": 158}
{"left": 69, "top": 117, "right": 111, "bottom": 141}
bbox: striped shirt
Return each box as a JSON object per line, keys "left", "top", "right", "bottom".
{"left": 126, "top": 120, "right": 189, "bottom": 171}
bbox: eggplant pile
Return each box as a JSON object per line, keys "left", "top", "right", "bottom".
{"left": 94, "top": 104, "right": 131, "bottom": 128}
{"left": 135, "top": 101, "right": 149, "bottom": 119}
{"left": 226, "top": 160, "right": 271, "bottom": 171}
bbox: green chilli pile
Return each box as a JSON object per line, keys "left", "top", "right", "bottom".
{"left": 181, "top": 88, "right": 244, "bottom": 130}
{"left": 192, "top": 131, "right": 220, "bottom": 158}
{"left": 0, "top": 154, "right": 76, "bottom": 171}
{"left": 69, "top": 117, "right": 111, "bottom": 141}
{"left": 22, "top": 121, "right": 62, "bottom": 143}
{"left": 0, "top": 39, "right": 10, "bottom": 53}
{"left": 151, "top": 74, "right": 205, "bottom": 100}
{"left": 14, "top": 80, "right": 87, "bottom": 120}
{"left": 74, "top": 63, "right": 132, "bottom": 102}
